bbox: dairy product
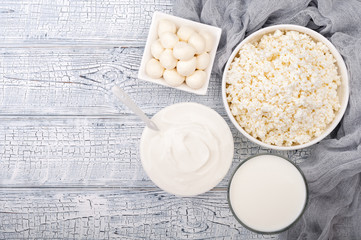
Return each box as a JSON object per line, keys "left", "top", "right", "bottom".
{"left": 196, "top": 52, "right": 210, "bottom": 70}
{"left": 159, "top": 49, "right": 177, "bottom": 70}
{"left": 159, "top": 32, "right": 179, "bottom": 49}
{"left": 186, "top": 70, "right": 207, "bottom": 89}
{"left": 150, "top": 39, "right": 164, "bottom": 59}
{"left": 173, "top": 41, "right": 196, "bottom": 61}
{"left": 188, "top": 32, "right": 206, "bottom": 54}
{"left": 140, "top": 103, "right": 234, "bottom": 196}
{"left": 199, "top": 30, "right": 213, "bottom": 52}
{"left": 158, "top": 19, "right": 176, "bottom": 36}
{"left": 163, "top": 69, "right": 184, "bottom": 87}
{"left": 226, "top": 30, "right": 341, "bottom": 146}
{"left": 177, "top": 26, "right": 195, "bottom": 41}
{"left": 177, "top": 57, "right": 197, "bottom": 77}
{"left": 146, "top": 18, "right": 214, "bottom": 90}
{"left": 145, "top": 59, "right": 164, "bottom": 79}
{"left": 229, "top": 154, "right": 307, "bottom": 233}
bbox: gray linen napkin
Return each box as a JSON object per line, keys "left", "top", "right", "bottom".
{"left": 173, "top": 0, "right": 361, "bottom": 239}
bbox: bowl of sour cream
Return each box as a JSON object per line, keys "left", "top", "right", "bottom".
{"left": 140, "top": 102, "right": 234, "bottom": 196}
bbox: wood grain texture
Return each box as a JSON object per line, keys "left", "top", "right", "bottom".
{"left": 0, "top": 0, "right": 173, "bottom": 47}
{"left": 0, "top": 47, "right": 234, "bottom": 116}
{"left": 0, "top": 189, "right": 277, "bottom": 240}
{"left": 0, "top": 116, "right": 311, "bottom": 187}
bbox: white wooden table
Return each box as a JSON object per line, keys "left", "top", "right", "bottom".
{"left": 0, "top": 1, "right": 311, "bottom": 239}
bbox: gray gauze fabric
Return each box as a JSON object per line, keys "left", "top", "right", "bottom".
{"left": 173, "top": 0, "right": 361, "bottom": 239}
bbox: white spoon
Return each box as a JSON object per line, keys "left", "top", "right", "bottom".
{"left": 112, "top": 85, "right": 159, "bottom": 131}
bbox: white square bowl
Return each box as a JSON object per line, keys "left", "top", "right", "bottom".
{"left": 138, "top": 11, "right": 222, "bottom": 95}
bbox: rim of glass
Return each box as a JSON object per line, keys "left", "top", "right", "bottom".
{"left": 227, "top": 153, "right": 309, "bottom": 235}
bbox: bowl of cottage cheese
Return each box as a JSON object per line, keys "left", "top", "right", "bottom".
{"left": 222, "top": 25, "right": 349, "bottom": 150}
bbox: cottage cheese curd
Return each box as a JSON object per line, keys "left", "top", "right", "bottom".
{"left": 226, "top": 30, "right": 341, "bottom": 146}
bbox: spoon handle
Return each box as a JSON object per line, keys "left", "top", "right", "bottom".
{"left": 112, "top": 85, "right": 159, "bottom": 131}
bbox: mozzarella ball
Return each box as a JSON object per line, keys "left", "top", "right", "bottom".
{"left": 177, "top": 57, "right": 196, "bottom": 77}
{"left": 159, "top": 32, "right": 179, "bottom": 49}
{"left": 199, "top": 30, "right": 213, "bottom": 52}
{"left": 188, "top": 33, "right": 206, "bottom": 54}
{"left": 163, "top": 69, "right": 185, "bottom": 87}
{"left": 146, "top": 58, "right": 164, "bottom": 79}
{"left": 177, "top": 26, "right": 195, "bottom": 41}
{"left": 173, "top": 42, "right": 196, "bottom": 61}
{"left": 150, "top": 40, "right": 164, "bottom": 59}
{"left": 186, "top": 70, "right": 207, "bottom": 89}
{"left": 159, "top": 49, "right": 177, "bottom": 69}
{"left": 196, "top": 52, "right": 210, "bottom": 70}
{"left": 158, "top": 19, "right": 177, "bottom": 36}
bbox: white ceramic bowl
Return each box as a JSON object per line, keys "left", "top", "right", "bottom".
{"left": 222, "top": 24, "right": 349, "bottom": 150}
{"left": 138, "top": 12, "right": 222, "bottom": 95}
{"left": 140, "top": 102, "right": 234, "bottom": 196}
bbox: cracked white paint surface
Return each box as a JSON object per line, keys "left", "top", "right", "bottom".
{"left": 0, "top": 0, "right": 311, "bottom": 239}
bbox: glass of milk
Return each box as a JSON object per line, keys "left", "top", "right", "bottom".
{"left": 228, "top": 154, "right": 308, "bottom": 234}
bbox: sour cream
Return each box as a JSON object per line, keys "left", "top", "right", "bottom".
{"left": 140, "top": 102, "right": 234, "bottom": 196}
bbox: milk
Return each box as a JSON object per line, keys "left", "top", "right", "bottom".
{"left": 228, "top": 154, "right": 307, "bottom": 233}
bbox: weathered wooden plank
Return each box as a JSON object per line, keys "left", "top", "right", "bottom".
{"left": 0, "top": 47, "right": 231, "bottom": 116}
{"left": 0, "top": 188, "right": 278, "bottom": 239}
{"left": 1, "top": 47, "right": 121, "bottom": 115}
{"left": 0, "top": 0, "right": 172, "bottom": 47}
{"left": 0, "top": 116, "right": 311, "bottom": 187}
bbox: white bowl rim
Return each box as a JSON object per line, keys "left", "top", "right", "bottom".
{"left": 222, "top": 24, "right": 350, "bottom": 151}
